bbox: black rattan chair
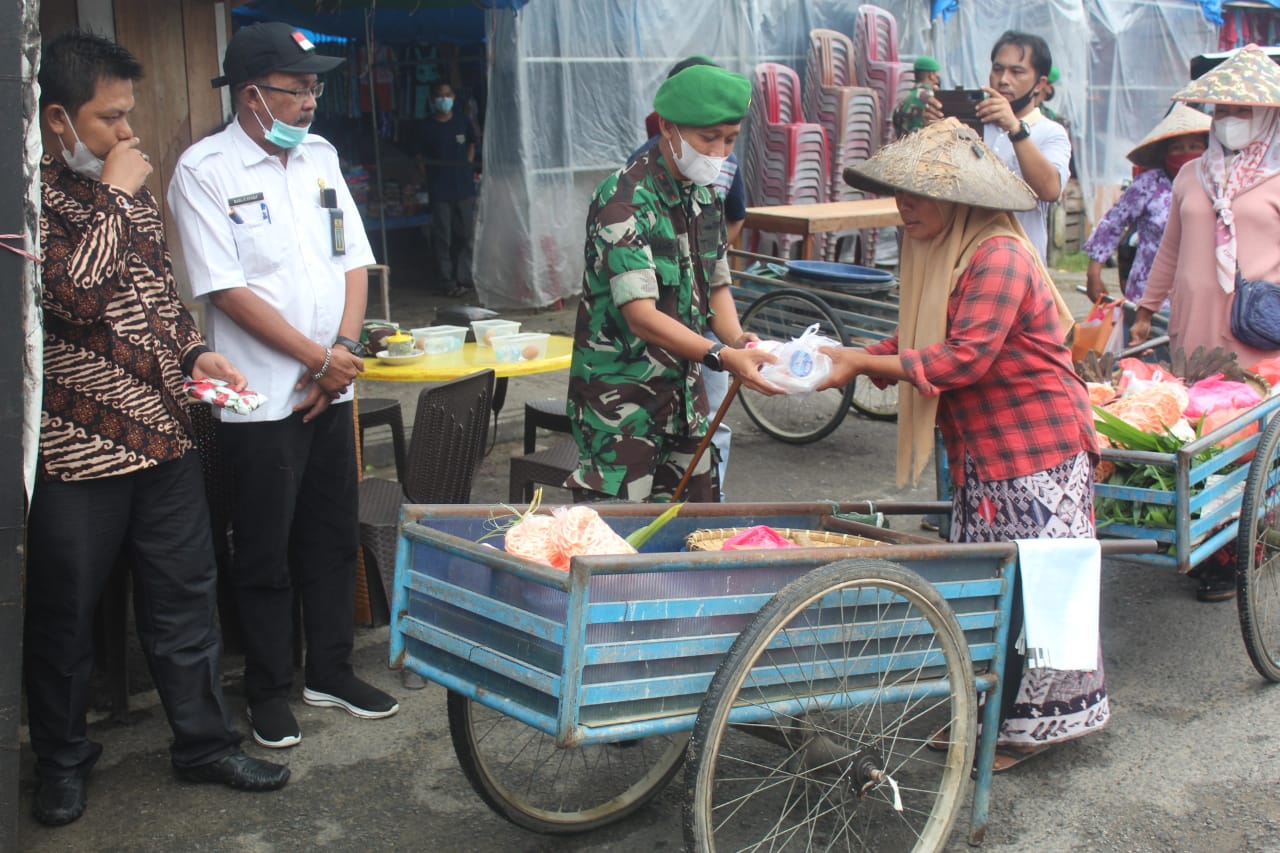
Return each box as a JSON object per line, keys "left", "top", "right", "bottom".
{"left": 358, "top": 370, "right": 495, "bottom": 624}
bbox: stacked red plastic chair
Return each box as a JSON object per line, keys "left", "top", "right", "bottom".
{"left": 742, "top": 62, "right": 829, "bottom": 259}
{"left": 802, "top": 28, "right": 883, "bottom": 264}
{"left": 853, "top": 4, "right": 914, "bottom": 147}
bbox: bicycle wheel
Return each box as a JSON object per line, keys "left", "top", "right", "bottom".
{"left": 739, "top": 289, "right": 854, "bottom": 444}
{"left": 685, "top": 559, "right": 976, "bottom": 853}
{"left": 446, "top": 690, "right": 688, "bottom": 833}
{"left": 1237, "top": 415, "right": 1280, "bottom": 682}
{"left": 851, "top": 375, "right": 899, "bottom": 421}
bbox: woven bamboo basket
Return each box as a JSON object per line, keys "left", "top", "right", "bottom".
{"left": 685, "top": 527, "right": 886, "bottom": 552}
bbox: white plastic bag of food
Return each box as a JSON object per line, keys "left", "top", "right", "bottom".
{"left": 758, "top": 323, "right": 841, "bottom": 394}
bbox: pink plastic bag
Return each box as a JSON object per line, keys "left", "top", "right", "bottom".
{"left": 1184, "top": 374, "right": 1262, "bottom": 419}
{"left": 720, "top": 525, "right": 797, "bottom": 550}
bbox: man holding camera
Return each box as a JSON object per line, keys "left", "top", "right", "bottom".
{"left": 974, "top": 31, "right": 1070, "bottom": 262}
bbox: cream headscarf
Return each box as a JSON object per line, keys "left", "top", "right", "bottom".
{"left": 894, "top": 200, "right": 1074, "bottom": 487}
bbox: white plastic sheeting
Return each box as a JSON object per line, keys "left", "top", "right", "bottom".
{"left": 473, "top": 0, "right": 1217, "bottom": 308}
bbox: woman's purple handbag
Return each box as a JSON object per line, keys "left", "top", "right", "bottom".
{"left": 1231, "top": 268, "right": 1280, "bottom": 351}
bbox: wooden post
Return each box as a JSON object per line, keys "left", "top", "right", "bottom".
{"left": 2, "top": 4, "right": 41, "bottom": 847}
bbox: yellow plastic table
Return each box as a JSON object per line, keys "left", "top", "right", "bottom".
{"left": 359, "top": 335, "right": 574, "bottom": 453}
{"left": 360, "top": 336, "right": 573, "bottom": 382}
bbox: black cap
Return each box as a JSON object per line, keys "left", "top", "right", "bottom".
{"left": 213, "top": 22, "right": 344, "bottom": 89}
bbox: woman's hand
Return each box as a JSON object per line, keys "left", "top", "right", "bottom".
{"left": 1129, "top": 308, "right": 1153, "bottom": 347}
{"left": 816, "top": 346, "right": 864, "bottom": 390}
{"left": 1085, "top": 260, "right": 1109, "bottom": 303}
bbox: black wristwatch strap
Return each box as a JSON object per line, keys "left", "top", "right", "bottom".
{"left": 702, "top": 343, "right": 726, "bottom": 372}
{"left": 1008, "top": 120, "right": 1031, "bottom": 143}
{"left": 334, "top": 335, "right": 365, "bottom": 357}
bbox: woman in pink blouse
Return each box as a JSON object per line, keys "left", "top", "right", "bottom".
{"left": 1130, "top": 47, "right": 1280, "bottom": 365}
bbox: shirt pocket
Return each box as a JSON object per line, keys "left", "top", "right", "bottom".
{"left": 230, "top": 218, "right": 282, "bottom": 279}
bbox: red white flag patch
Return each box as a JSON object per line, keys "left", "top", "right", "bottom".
{"left": 292, "top": 31, "right": 315, "bottom": 51}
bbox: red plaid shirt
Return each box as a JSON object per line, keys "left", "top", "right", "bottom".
{"left": 867, "top": 237, "right": 1097, "bottom": 485}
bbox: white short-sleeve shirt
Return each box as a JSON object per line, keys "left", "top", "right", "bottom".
{"left": 983, "top": 109, "right": 1071, "bottom": 262}
{"left": 168, "top": 119, "right": 375, "bottom": 422}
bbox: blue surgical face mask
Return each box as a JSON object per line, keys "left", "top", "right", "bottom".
{"left": 432, "top": 96, "right": 454, "bottom": 114}
{"left": 249, "top": 86, "right": 310, "bottom": 149}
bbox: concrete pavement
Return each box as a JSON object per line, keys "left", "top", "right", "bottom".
{"left": 21, "top": 266, "right": 1280, "bottom": 852}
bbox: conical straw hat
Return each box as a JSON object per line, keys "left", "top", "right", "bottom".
{"left": 842, "top": 118, "right": 1037, "bottom": 211}
{"left": 1127, "top": 104, "right": 1211, "bottom": 168}
{"left": 1173, "top": 45, "right": 1280, "bottom": 108}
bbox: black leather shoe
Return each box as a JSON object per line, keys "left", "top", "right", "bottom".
{"left": 32, "top": 776, "right": 87, "bottom": 826}
{"left": 175, "top": 751, "right": 290, "bottom": 791}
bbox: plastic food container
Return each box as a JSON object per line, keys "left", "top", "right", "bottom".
{"left": 413, "top": 325, "right": 467, "bottom": 354}
{"left": 491, "top": 332, "right": 550, "bottom": 363}
{"left": 471, "top": 319, "right": 521, "bottom": 348}
{"left": 384, "top": 332, "right": 415, "bottom": 357}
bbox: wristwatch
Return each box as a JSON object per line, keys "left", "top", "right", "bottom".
{"left": 702, "top": 343, "right": 726, "bottom": 372}
{"left": 334, "top": 335, "right": 366, "bottom": 357}
{"left": 1008, "top": 120, "right": 1031, "bottom": 143}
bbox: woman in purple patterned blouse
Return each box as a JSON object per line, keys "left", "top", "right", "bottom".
{"left": 1084, "top": 105, "right": 1210, "bottom": 303}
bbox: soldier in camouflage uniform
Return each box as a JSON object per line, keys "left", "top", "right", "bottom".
{"left": 565, "top": 64, "right": 779, "bottom": 503}
{"left": 892, "top": 56, "right": 943, "bottom": 139}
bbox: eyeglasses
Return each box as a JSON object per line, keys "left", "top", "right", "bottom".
{"left": 253, "top": 81, "right": 325, "bottom": 100}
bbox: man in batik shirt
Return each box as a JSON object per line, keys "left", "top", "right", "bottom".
{"left": 565, "top": 64, "right": 778, "bottom": 503}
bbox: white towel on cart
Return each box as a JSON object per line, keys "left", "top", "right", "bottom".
{"left": 1013, "top": 538, "right": 1101, "bottom": 671}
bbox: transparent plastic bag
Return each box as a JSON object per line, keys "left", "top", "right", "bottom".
{"left": 758, "top": 323, "right": 841, "bottom": 394}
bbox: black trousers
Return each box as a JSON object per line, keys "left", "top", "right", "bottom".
{"left": 429, "top": 196, "right": 476, "bottom": 290}
{"left": 217, "top": 402, "right": 358, "bottom": 703}
{"left": 24, "top": 453, "right": 241, "bottom": 778}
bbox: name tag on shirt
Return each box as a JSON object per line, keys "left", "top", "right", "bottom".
{"left": 228, "top": 192, "right": 265, "bottom": 207}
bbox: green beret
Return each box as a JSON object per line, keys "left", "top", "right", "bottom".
{"left": 653, "top": 65, "right": 751, "bottom": 127}
{"left": 913, "top": 55, "right": 940, "bottom": 73}
{"left": 1048, "top": 65, "right": 1060, "bottom": 84}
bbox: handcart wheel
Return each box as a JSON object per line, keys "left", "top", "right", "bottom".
{"left": 684, "top": 559, "right": 976, "bottom": 852}
{"left": 1236, "top": 414, "right": 1280, "bottom": 682}
{"left": 739, "top": 289, "right": 854, "bottom": 444}
{"left": 446, "top": 690, "right": 688, "bottom": 833}
{"left": 851, "top": 375, "right": 899, "bottom": 421}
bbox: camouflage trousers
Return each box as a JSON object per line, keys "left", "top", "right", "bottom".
{"left": 567, "top": 429, "right": 718, "bottom": 503}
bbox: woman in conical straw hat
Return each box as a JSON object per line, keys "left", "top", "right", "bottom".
{"left": 1130, "top": 45, "right": 1280, "bottom": 602}
{"left": 821, "top": 117, "right": 1104, "bottom": 772}
{"left": 1131, "top": 45, "right": 1280, "bottom": 363}
{"left": 1083, "top": 104, "right": 1210, "bottom": 303}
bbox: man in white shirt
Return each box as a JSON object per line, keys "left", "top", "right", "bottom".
{"left": 168, "top": 22, "right": 398, "bottom": 751}
{"left": 975, "top": 31, "right": 1070, "bottom": 261}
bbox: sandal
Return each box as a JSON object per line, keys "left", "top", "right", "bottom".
{"left": 924, "top": 725, "right": 950, "bottom": 752}
{"left": 1196, "top": 574, "right": 1236, "bottom": 602}
{"left": 990, "top": 744, "right": 1051, "bottom": 773}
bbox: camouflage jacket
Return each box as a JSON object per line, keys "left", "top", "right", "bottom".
{"left": 565, "top": 146, "right": 731, "bottom": 495}
{"left": 892, "top": 86, "right": 934, "bottom": 138}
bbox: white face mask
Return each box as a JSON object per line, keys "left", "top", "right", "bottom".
{"left": 1213, "top": 116, "right": 1254, "bottom": 151}
{"left": 671, "top": 130, "right": 726, "bottom": 186}
{"left": 58, "top": 110, "right": 104, "bottom": 180}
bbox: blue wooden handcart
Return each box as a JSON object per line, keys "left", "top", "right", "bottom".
{"left": 388, "top": 501, "right": 1146, "bottom": 850}
{"left": 1094, "top": 393, "right": 1280, "bottom": 681}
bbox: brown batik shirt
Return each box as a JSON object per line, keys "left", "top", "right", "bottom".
{"left": 39, "top": 155, "right": 209, "bottom": 482}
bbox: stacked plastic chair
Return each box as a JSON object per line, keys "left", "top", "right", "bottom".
{"left": 853, "top": 5, "right": 914, "bottom": 147}
{"left": 742, "top": 62, "right": 829, "bottom": 259}
{"left": 802, "top": 29, "right": 883, "bottom": 264}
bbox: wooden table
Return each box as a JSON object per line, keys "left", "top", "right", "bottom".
{"left": 744, "top": 199, "right": 903, "bottom": 260}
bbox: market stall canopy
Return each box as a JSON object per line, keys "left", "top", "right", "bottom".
{"left": 234, "top": 0, "right": 531, "bottom": 44}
